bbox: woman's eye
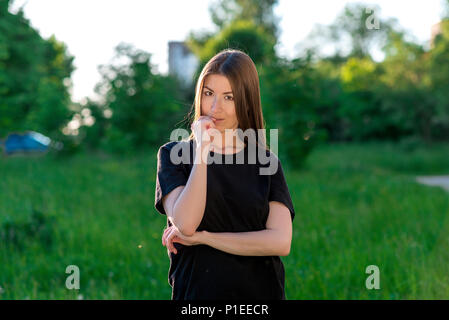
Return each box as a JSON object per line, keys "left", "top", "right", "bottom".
{"left": 203, "top": 91, "right": 232, "bottom": 100}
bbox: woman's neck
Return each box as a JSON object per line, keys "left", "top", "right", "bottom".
{"left": 210, "top": 134, "right": 245, "bottom": 153}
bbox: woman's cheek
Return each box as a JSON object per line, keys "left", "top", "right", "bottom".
{"left": 202, "top": 98, "right": 212, "bottom": 111}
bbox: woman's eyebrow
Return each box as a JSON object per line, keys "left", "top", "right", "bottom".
{"left": 204, "top": 85, "right": 233, "bottom": 94}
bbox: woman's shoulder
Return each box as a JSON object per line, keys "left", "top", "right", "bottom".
{"left": 158, "top": 139, "right": 194, "bottom": 153}
{"left": 158, "top": 139, "right": 194, "bottom": 165}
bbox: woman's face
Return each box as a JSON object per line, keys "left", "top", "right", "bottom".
{"left": 201, "top": 74, "right": 238, "bottom": 132}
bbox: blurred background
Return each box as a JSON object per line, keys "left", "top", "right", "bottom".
{"left": 1, "top": 0, "right": 449, "bottom": 299}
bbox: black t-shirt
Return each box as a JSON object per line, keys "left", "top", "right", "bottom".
{"left": 154, "top": 138, "right": 295, "bottom": 300}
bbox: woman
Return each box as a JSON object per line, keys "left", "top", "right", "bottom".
{"left": 154, "top": 49, "right": 295, "bottom": 300}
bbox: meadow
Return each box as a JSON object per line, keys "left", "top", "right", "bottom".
{"left": 1, "top": 141, "right": 449, "bottom": 299}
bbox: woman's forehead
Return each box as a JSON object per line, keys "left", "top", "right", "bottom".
{"left": 204, "top": 74, "right": 232, "bottom": 92}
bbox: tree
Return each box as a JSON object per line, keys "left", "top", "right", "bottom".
{"left": 0, "top": 1, "right": 74, "bottom": 140}
{"left": 209, "top": 0, "right": 280, "bottom": 41}
{"left": 23, "top": 36, "right": 75, "bottom": 139}
{"left": 428, "top": 19, "right": 449, "bottom": 140}
{"left": 259, "top": 55, "right": 327, "bottom": 168}
{"left": 187, "top": 0, "right": 280, "bottom": 61}
{"left": 196, "top": 20, "right": 276, "bottom": 67}
{"left": 87, "top": 43, "right": 187, "bottom": 153}
{"left": 303, "top": 3, "right": 398, "bottom": 60}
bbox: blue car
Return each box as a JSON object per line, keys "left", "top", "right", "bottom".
{"left": 1, "top": 131, "right": 53, "bottom": 155}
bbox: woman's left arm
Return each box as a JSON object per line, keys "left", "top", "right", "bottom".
{"left": 163, "top": 201, "right": 293, "bottom": 256}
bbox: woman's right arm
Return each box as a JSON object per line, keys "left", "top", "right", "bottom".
{"left": 161, "top": 116, "right": 216, "bottom": 236}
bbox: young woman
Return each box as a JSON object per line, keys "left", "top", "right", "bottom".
{"left": 154, "top": 49, "right": 295, "bottom": 300}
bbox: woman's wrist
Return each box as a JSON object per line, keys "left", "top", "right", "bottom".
{"left": 194, "top": 144, "right": 211, "bottom": 165}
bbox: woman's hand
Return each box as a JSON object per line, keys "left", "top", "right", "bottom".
{"left": 190, "top": 116, "right": 217, "bottom": 150}
{"left": 162, "top": 225, "right": 203, "bottom": 254}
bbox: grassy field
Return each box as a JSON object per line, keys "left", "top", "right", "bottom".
{"left": 1, "top": 141, "right": 449, "bottom": 299}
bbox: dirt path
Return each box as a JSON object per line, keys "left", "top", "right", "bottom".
{"left": 416, "top": 175, "right": 449, "bottom": 192}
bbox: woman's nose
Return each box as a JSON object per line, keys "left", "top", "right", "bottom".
{"left": 211, "top": 98, "right": 221, "bottom": 111}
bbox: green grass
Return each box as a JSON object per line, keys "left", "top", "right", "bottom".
{"left": 1, "top": 142, "right": 449, "bottom": 299}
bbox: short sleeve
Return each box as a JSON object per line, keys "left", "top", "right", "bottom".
{"left": 268, "top": 159, "right": 296, "bottom": 221}
{"left": 154, "top": 142, "right": 188, "bottom": 216}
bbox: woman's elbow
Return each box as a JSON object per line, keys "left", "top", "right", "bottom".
{"left": 179, "top": 226, "right": 196, "bottom": 237}
{"left": 175, "top": 218, "right": 196, "bottom": 237}
{"left": 171, "top": 211, "right": 196, "bottom": 236}
{"left": 279, "top": 246, "right": 290, "bottom": 256}
{"left": 278, "top": 238, "right": 291, "bottom": 256}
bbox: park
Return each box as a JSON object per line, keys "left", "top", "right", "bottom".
{"left": 1, "top": 0, "right": 449, "bottom": 300}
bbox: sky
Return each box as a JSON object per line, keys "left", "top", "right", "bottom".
{"left": 9, "top": 0, "right": 446, "bottom": 104}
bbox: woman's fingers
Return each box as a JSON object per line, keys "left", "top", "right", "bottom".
{"left": 191, "top": 116, "right": 217, "bottom": 148}
{"left": 192, "top": 116, "right": 216, "bottom": 133}
{"left": 163, "top": 226, "right": 173, "bottom": 245}
{"left": 162, "top": 227, "right": 171, "bottom": 246}
{"left": 171, "top": 237, "right": 179, "bottom": 254}
{"left": 166, "top": 228, "right": 178, "bottom": 254}
{"left": 162, "top": 226, "right": 190, "bottom": 255}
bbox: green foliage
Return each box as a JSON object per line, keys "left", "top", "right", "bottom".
{"left": 187, "top": 0, "right": 280, "bottom": 57}
{"left": 299, "top": 4, "right": 449, "bottom": 142}
{"left": 304, "top": 3, "right": 397, "bottom": 60}
{"left": 340, "top": 57, "right": 377, "bottom": 91}
{"left": 78, "top": 99, "right": 109, "bottom": 151}
{"left": 187, "top": 0, "right": 279, "bottom": 79}
{"left": 87, "top": 43, "right": 188, "bottom": 154}
{"left": 3, "top": 0, "right": 448, "bottom": 162}
{"left": 333, "top": 3, "right": 393, "bottom": 58}
{"left": 197, "top": 19, "right": 276, "bottom": 68}
{"left": 259, "top": 56, "right": 327, "bottom": 168}
{"left": 338, "top": 57, "right": 390, "bottom": 140}
{"left": 429, "top": 19, "right": 449, "bottom": 139}
{"left": 209, "top": 0, "right": 280, "bottom": 40}
{"left": 0, "top": 5, "right": 74, "bottom": 140}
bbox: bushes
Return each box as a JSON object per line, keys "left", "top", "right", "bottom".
{"left": 77, "top": 43, "right": 189, "bottom": 155}
{"left": 0, "top": 5, "right": 74, "bottom": 140}
{"left": 259, "top": 57, "right": 328, "bottom": 168}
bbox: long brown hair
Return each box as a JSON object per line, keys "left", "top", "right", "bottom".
{"left": 186, "top": 49, "right": 269, "bottom": 151}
